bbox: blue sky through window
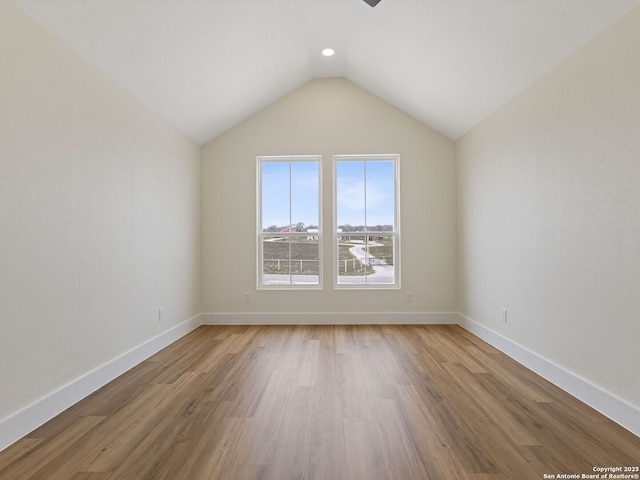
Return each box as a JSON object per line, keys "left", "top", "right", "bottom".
{"left": 261, "top": 158, "right": 395, "bottom": 230}
{"left": 262, "top": 160, "right": 319, "bottom": 229}
{"left": 336, "top": 160, "right": 395, "bottom": 228}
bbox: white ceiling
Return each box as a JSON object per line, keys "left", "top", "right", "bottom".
{"left": 13, "top": 0, "right": 640, "bottom": 145}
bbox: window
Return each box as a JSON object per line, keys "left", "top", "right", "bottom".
{"left": 257, "top": 156, "right": 321, "bottom": 288}
{"left": 334, "top": 155, "right": 400, "bottom": 288}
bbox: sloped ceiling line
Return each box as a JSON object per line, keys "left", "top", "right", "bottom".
{"left": 13, "top": 0, "right": 640, "bottom": 145}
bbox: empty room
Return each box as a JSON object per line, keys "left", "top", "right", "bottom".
{"left": 1, "top": 0, "right": 639, "bottom": 479}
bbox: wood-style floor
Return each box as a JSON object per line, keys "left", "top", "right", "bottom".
{"left": 1, "top": 325, "right": 638, "bottom": 479}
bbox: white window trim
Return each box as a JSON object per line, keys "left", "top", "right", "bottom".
{"left": 332, "top": 154, "right": 401, "bottom": 290}
{"left": 257, "top": 155, "right": 323, "bottom": 290}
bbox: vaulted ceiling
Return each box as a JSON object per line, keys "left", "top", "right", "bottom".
{"left": 14, "top": 0, "right": 640, "bottom": 145}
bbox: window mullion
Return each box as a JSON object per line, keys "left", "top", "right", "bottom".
{"left": 288, "top": 162, "right": 292, "bottom": 284}
{"left": 363, "top": 161, "right": 368, "bottom": 284}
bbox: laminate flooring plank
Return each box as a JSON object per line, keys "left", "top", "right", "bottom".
{"left": 413, "top": 325, "right": 460, "bottom": 364}
{"left": 76, "top": 382, "right": 181, "bottom": 473}
{"left": 394, "top": 384, "right": 469, "bottom": 480}
{"left": 314, "top": 328, "right": 339, "bottom": 396}
{"left": 177, "top": 415, "right": 251, "bottom": 479}
{"left": 145, "top": 325, "right": 226, "bottom": 364}
{"left": 96, "top": 370, "right": 209, "bottom": 474}
{"left": 148, "top": 400, "right": 235, "bottom": 480}
{"left": 68, "top": 473, "right": 114, "bottom": 480}
{"left": 440, "top": 362, "right": 541, "bottom": 446}
{"left": 101, "top": 372, "right": 227, "bottom": 479}
{"left": 466, "top": 345, "right": 556, "bottom": 403}
{"left": 421, "top": 383, "right": 503, "bottom": 474}
{"left": 253, "top": 324, "right": 293, "bottom": 352}
{"left": 360, "top": 331, "right": 410, "bottom": 399}
{"left": 473, "top": 371, "right": 569, "bottom": 447}
{"left": 0, "top": 416, "right": 105, "bottom": 480}
{"left": 229, "top": 367, "right": 293, "bottom": 467}
{"left": 73, "top": 379, "right": 153, "bottom": 420}
{"left": 334, "top": 324, "right": 358, "bottom": 355}
{"left": 409, "top": 346, "right": 542, "bottom": 477}
{"left": 590, "top": 417, "right": 640, "bottom": 463}
{"left": 531, "top": 400, "right": 640, "bottom": 467}
{"left": 308, "top": 393, "right": 347, "bottom": 480}
{"left": 418, "top": 326, "right": 488, "bottom": 374}
{"left": 467, "top": 475, "right": 511, "bottom": 480}
{"left": 218, "top": 463, "right": 268, "bottom": 480}
{"left": 424, "top": 361, "right": 543, "bottom": 478}
{"left": 443, "top": 336, "right": 492, "bottom": 375}
{"left": 518, "top": 444, "right": 594, "bottom": 478}
{"left": 146, "top": 347, "right": 216, "bottom": 385}
{"left": 263, "top": 385, "right": 314, "bottom": 480}
{"left": 186, "top": 338, "right": 232, "bottom": 374}
{"left": 225, "top": 329, "right": 261, "bottom": 355}
{"left": 222, "top": 350, "right": 280, "bottom": 418}
{"left": 402, "top": 372, "right": 499, "bottom": 474}
{"left": 1, "top": 324, "right": 638, "bottom": 480}
{"left": 369, "top": 398, "right": 431, "bottom": 480}
{"left": 0, "top": 437, "right": 43, "bottom": 471}
{"left": 26, "top": 375, "right": 176, "bottom": 477}
{"left": 343, "top": 417, "right": 385, "bottom": 480}
{"left": 336, "top": 352, "right": 372, "bottom": 419}
{"left": 392, "top": 326, "right": 449, "bottom": 376}
{"left": 63, "top": 360, "right": 165, "bottom": 419}
{"left": 292, "top": 338, "right": 319, "bottom": 387}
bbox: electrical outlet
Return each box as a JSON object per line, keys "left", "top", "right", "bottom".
{"left": 501, "top": 308, "right": 508, "bottom": 323}
{"left": 244, "top": 292, "right": 252, "bottom": 303}
{"left": 406, "top": 291, "right": 413, "bottom": 302}
{"left": 158, "top": 308, "right": 164, "bottom": 322}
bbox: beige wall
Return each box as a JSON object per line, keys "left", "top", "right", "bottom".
{"left": 4, "top": 0, "right": 638, "bottom": 440}
{"left": 0, "top": 2, "right": 200, "bottom": 420}
{"left": 457, "top": 6, "right": 640, "bottom": 411}
{"left": 201, "top": 78, "right": 457, "bottom": 315}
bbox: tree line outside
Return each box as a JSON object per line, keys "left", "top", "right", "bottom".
{"left": 262, "top": 223, "right": 393, "bottom": 233}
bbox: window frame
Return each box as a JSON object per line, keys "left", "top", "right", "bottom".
{"left": 332, "top": 154, "right": 401, "bottom": 290}
{"left": 257, "top": 155, "right": 323, "bottom": 290}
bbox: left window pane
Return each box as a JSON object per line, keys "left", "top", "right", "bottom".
{"left": 258, "top": 156, "right": 321, "bottom": 288}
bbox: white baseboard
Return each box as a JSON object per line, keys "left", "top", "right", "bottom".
{"left": 200, "top": 311, "right": 459, "bottom": 325}
{"left": 2, "top": 311, "right": 637, "bottom": 453}
{"left": 0, "top": 314, "right": 201, "bottom": 452}
{"left": 457, "top": 313, "right": 640, "bottom": 437}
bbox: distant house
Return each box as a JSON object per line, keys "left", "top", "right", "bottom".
{"left": 306, "top": 228, "right": 319, "bottom": 240}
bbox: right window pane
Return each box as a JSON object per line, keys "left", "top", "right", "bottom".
{"left": 334, "top": 155, "right": 400, "bottom": 288}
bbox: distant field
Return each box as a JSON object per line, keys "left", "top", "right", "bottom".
{"left": 368, "top": 239, "right": 394, "bottom": 265}
{"left": 337, "top": 244, "right": 372, "bottom": 275}
{"left": 263, "top": 240, "right": 318, "bottom": 260}
{"left": 262, "top": 240, "right": 372, "bottom": 275}
{"left": 263, "top": 240, "right": 319, "bottom": 274}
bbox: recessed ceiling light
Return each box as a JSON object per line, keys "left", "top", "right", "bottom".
{"left": 321, "top": 48, "right": 335, "bottom": 57}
